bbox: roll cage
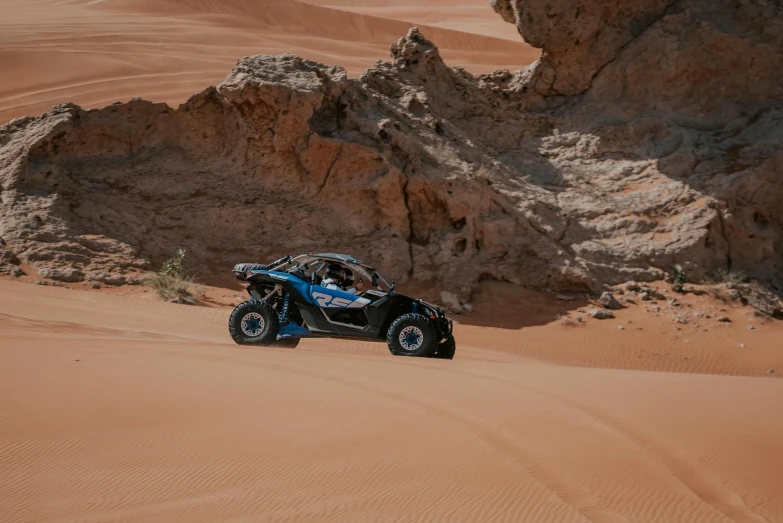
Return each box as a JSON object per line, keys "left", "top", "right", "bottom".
{"left": 270, "top": 253, "right": 394, "bottom": 294}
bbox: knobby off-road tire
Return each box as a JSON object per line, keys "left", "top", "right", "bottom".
{"left": 386, "top": 313, "right": 437, "bottom": 357}
{"left": 433, "top": 335, "right": 456, "bottom": 360}
{"left": 229, "top": 300, "right": 279, "bottom": 346}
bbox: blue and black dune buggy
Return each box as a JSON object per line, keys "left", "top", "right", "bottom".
{"left": 229, "top": 253, "right": 456, "bottom": 359}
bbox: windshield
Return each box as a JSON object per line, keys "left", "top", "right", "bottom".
{"left": 372, "top": 271, "right": 392, "bottom": 291}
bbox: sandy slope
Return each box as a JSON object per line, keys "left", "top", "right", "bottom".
{"left": 1, "top": 279, "right": 782, "bottom": 522}
{"left": 0, "top": 0, "right": 537, "bottom": 124}
{"left": 299, "top": 0, "right": 524, "bottom": 41}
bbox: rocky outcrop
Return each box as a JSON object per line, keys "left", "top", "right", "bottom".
{"left": 491, "top": 0, "right": 783, "bottom": 107}
{"left": 1, "top": 0, "right": 782, "bottom": 303}
{"left": 488, "top": 0, "right": 783, "bottom": 291}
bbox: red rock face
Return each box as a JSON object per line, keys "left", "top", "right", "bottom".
{"left": 1, "top": 0, "right": 782, "bottom": 304}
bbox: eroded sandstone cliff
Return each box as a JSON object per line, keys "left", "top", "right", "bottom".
{"left": 1, "top": 0, "right": 781, "bottom": 303}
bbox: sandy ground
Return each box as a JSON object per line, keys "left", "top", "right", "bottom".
{"left": 0, "top": 0, "right": 537, "bottom": 124}
{"left": 2, "top": 278, "right": 782, "bottom": 522}
{"left": 2, "top": 2, "right": 782, "bottom": 519}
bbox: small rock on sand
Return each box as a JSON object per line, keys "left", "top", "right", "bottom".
{"left": 598, "top": 292, "right": 623, "bottom": 310}
{"left": 624, "top": 281, "right": 641, "bottom": 292}
{"left": 590, "top": 308, "right": 615, "bottom": 320}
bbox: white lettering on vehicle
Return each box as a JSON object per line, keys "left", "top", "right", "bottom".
{"left": 312, "top": 292, "right": 333, "bottom": 307}
{"left": 311, "top": 291, "right": 371, "bottom": 309}
{"left": 330, "top": 297, "right": 353, "bottom": 308}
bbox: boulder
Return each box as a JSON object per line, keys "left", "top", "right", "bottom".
{"left": 590, "top": 308, "right": 615, "bottom": 320}
{"left": 598, "top": 292, "right": 623, "bottom": 310}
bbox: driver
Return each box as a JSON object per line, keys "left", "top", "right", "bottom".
{"left": 339, "top": 267, "right": 357, "bottom": 295}
{"left": 321, "top": 263, "right": 357, "bottom": 294}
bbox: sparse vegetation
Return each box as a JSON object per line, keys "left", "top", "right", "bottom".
{"left": 143, "top": 249, "right": 197, "bottom": 304}
{"left": 161, "top": 248, "right": 186, "bottom": 278}
{"left": 557, "top": 314, "right": 583, "bottom": 327}
{"left": 672, "top": 264, "right": 687, "bottom": 293}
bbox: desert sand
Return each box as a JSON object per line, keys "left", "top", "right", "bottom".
{"left": 1, "top": 278, "right": 782, "bottom": 522}
{"left": 2, "top": 0, "right": 783, "bottom": 521}
{"left": 0, "top": 0, "right": 537, "bottom": 124}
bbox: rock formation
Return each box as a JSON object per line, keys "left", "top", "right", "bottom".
{"left": 1, "top": 0, "right": 782, "bottom": 303}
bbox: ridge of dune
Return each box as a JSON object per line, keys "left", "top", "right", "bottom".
{"left": 0, "top": 0, "right": 537, "bottom": 124}
{"left": 297, "top": 0, "right": 525, "bottom": 41}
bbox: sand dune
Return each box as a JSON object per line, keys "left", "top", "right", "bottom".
{"left": 299, "top": 0, "right": 524, "bottom": 41}
{"left": 1, "top": 279, "right": 782, "bottom": 522}
{"left": 2, "top": 1, "right": 781, "bottom": 520}
{"left": 0, "top": 0, "right": 537, "bottom": 124}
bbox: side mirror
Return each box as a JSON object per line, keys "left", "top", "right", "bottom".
{"left": 390, "top": 280, "right": 396, "bottom": 292}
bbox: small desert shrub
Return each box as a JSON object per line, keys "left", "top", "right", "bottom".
{"left": 161, "top": 248, "right": 186, "bottom": 278}
{"left": 672, "top": 264, "right": 687, "bottom": 293}
{"left": 556, "top": 314, "right": 582, "bottom": 327}
{"left": 144, "top": 249, "right": 196, "bottom": 304}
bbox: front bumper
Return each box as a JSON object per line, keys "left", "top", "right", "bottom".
{"left": 418, "top": 300, "right": 453, "bottom": 340}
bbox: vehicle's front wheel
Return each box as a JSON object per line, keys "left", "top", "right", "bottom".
{"left": 229, "top": 300, "right": 279, "bottom": 346}
{"left": 433, "top": 335, "right": 456, "bottom": 360}
{"left": 386, "top": 313, "right": 437, "bottom": 357}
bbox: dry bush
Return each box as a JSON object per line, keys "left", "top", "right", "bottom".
{"left": 143, "top": 249, "right": 197, "bottom": 304}
{"left": 143, "top": 272, "right": 196, "bottom": 304}
{"left": 672, "top": 264, "right": 687, "bottom": 293}
{"left": 557, "top": 314, "right": 582, "bottom": 327}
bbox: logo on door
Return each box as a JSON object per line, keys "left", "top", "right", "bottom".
{"left": 312, "top": 291, "right": 355, "bottom": 308}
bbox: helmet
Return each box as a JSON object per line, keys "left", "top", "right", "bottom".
{"left": 339, "top": 267, "right": 354, "bottom": 288}
{"left": 326, "top": 263, "right": 342, "bottom": 280}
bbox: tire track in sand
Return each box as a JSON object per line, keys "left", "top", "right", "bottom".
{"left": 437, "top": 365, "right": 772, "bottom": 523}
{"left": 231, "top": 356, "right": 631, "bottom": 523}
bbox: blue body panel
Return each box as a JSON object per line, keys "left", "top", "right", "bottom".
{"left": 249, "top": 270, "right": 365, "bottom": 308}
{"left": 249, "top": 269, "right": 370, "bottom": 340}
{"left": 309, "top": 284, "right": 364, "bottom": 307}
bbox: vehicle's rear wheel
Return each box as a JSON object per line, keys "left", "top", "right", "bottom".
{"left": 229, "top": 300, "right": 279, "bottom": 346}
{"left": 386, "top": 313, "right": 437, "bottom": 357}
{"left": 433, "top": 335, "right": 456, "bottom": 360}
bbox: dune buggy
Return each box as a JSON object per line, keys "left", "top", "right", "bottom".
{"left": 229, "top": 253, "right": 455, "bottom": 359}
